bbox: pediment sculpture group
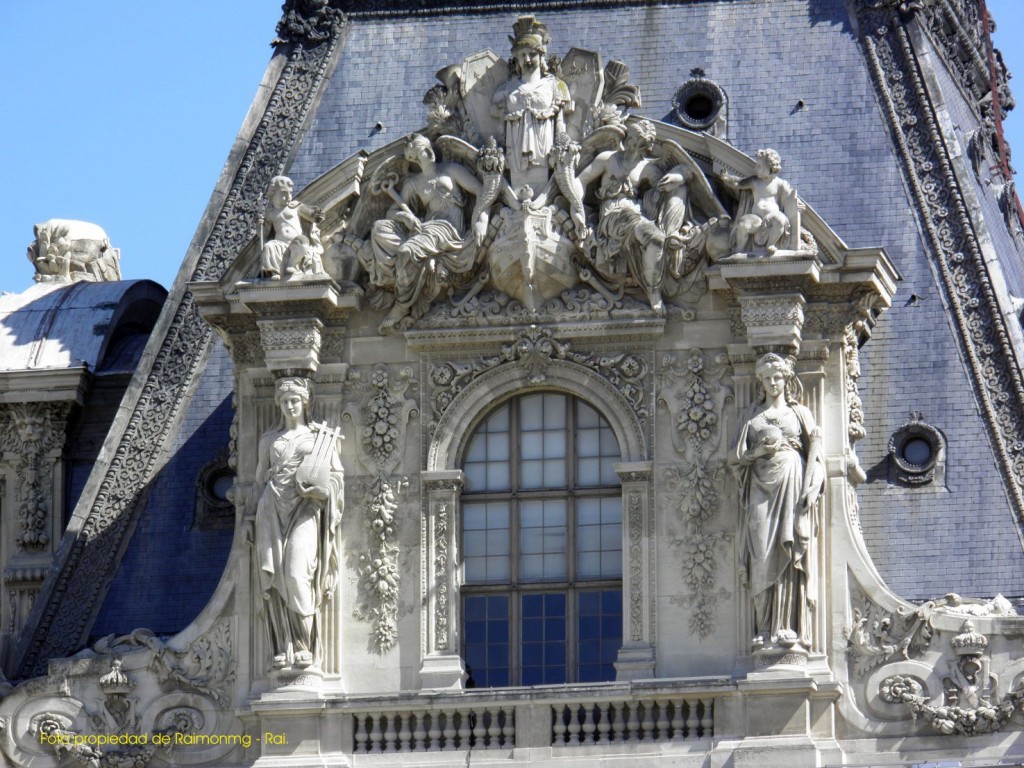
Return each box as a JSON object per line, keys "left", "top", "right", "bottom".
{"left": 256, "top": 16, "right": 813, "bottom": 333}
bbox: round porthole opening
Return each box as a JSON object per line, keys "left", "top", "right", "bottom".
{"left": 672, "top": 69, "right": 726, "bottom": 133}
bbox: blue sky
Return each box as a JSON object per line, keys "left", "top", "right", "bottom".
{"left": 3, "top": 1, "right": 1023, "bottom": 293}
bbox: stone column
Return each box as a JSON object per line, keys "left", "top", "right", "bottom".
{"left": 614, "top": 461, "right": 656, "bottom": 680}
{"left": 419, "top": 470, "right": 467, "bottom": 689}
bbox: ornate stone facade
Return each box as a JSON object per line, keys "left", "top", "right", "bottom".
{"left": 5, "top": 2, "right": 1024, "bottom": 767}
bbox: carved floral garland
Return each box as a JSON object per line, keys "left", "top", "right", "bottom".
{"left": 657, "top": 350, "right": 733, "bottom": 638}
{"left": 344, "top": 366, "right": 418, "bottom": 653}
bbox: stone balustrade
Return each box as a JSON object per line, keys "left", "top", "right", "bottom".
{"left": 340, "top": 678, "right": 729, "bottom": 755}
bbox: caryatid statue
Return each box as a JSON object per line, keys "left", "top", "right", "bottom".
{"left": 255, "top": 377, "right": 344, "bottom": 671}
{"left": 730, "top": 354, "right": 825, "bottom": 650}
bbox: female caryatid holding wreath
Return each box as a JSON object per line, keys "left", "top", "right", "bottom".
{"left": 255, "top": 377, "right": 344, "bottom": 670}
{"left": 730, "top": 354, "right": 825, "bottom": 650}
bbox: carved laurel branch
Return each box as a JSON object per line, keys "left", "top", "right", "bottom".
{"left": 18, "top": 36, "right": 343, "bottom": 677}
{"left": 857, "top": 4, "right": 1024, "bottom": 541}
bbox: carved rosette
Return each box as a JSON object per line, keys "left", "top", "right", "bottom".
{"left": 0, "top": 403, "right": 71, "bottom": 552}
{"left": 657, "top": 350, "right": 734, "bottom": 638}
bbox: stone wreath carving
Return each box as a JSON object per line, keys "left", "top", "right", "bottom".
{"left": 343, "top": 365, "right": 418, "bottom": 653}
{"left": 18, "top": 28, "right": 344, "bottom": 676}
{"left": 879, "top": 621, "right": 1024, "bottom": 735}
{"left": 0, "top": 403, "right": 70, "bottom": 552}
{"left": 332, "top": 15, "right": 815, "bottom": 335}
{"left": 428, "top": 325, "right": 649, "bottom": 435}
{"left": 658, "top": 350, "right": 734, "bottom": 637}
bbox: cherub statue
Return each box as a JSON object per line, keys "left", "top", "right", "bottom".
{"left": 575, "top": 119, "right": 726, "bottom": 310}
{"left": 363, "top": 134, "right": 496, "bottom": 332}
{"left": 491, "top": 16, "right": 573, "bottom": 195}
{"left": 259, "top": 176, "right": 326, "bottom": 279}
{"left": 720, "top": 148, "right": 800, "bottom": 255}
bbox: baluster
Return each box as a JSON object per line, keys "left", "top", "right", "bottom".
{"left": 567, "top": 705, "right": 582, "bottom": 746}
{"left": 381, "top": 714, "right": 395, "bottom": 752}
{"left": 501, "top": 706, "right": 515, "bottom": 747}
{"left": 355, "top": 714, "right": 369, "bottom": 753}
{"left": 695, "top": 699, "right": 707, "bottom": 738}
{"left": 707, "top": 699, "right": 715, "bottom": 737}
{"left": 442, "top": 710, "right": 457, "bottom": 750}
{"left": 655, "top": 699, "right": 670, "bottom": 741}
{"left": 427, "top": 711, "right": 442, "bottom": 751}
{"left": 670, "top": 698, "right": 685, "bottom": 741}
{"left": 472, "top": 706, "right": 487, "bottom": 747}
{"left": 609, "top": 701, "right": 625, "bottom": 743}
{"left": 552, "top": 705, "right": 568, "bottom": 746}
{"left": 487, "top": 706, "right": 501, "bottom": 747}
{"left": 411, "top": 708, "right": 428, "bottom": 753}
{"left": 397, "top": 712, "right": 411, "bottom": 752}
{"left": 457, "top": 708, "right": 471, "bottom": 749}
{"left": 683, "top": 699, "right": 695, "bottom": 739}
{"left": 368, "top": 714, "right": 383, "bottom": 754}
{"left": 581, "top": 704, "right": 597, "bottom": 745}
{"left": 597, "top": 702, "right": 611, "bottom": 744}
{"left": 640, "top": 699, "right": 656, "bottom": 742}
{"left": 625, "top": 701, "right": 640, "bottom": 741}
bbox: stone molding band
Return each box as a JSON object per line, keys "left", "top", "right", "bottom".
{"left": 856, "top": 4, "right": 1024, "bottom": 533}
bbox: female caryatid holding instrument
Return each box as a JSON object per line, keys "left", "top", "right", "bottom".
{"left": 731, "top": 354, "right": 825, "bottom": 650}
{"left": 255, "top": 377, "right": 344, "bottom": 670}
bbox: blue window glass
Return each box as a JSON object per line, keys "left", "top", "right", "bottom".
{"left": 577, "top": 590, "right": 622, "bottom": 683}
{"left": 464, "top": 595, "right": 509, "bottom": 688}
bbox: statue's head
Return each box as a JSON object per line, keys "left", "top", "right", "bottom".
{"left": 625, "top": 119, "right": 657, "bottom": 153}
{"left": 756, "top": 148, "right": 782, "bottom": 175}
{"left": 754, "top": 353, "right": 801, "bottom": 405}
{"left": 404, "top": 134, "right": 435, "bottom": 164}
{"left": 275, "top": 376, "right": 310, "bottom": 412}
{"left": 268, "top": 175, "right": 295, "bottom": 204}
{"left": 509, "top": 16, "right": 550, "bottom": 76}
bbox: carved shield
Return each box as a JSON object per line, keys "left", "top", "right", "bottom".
{"left": 560, "top": 48, "right": 604, "bottom": 141}
{"left": 460, "top": 50, "right": 508, "bottom": 145}
{"left": 488, "top": 207, "right": 578, "bottom": 310}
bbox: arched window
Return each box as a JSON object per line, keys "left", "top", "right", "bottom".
{"left": 460, "top": 392, "right": 623, "bottom": 688}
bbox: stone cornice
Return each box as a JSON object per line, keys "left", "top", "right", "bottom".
{"left": 13, "top": 32, "right": 346, "bottom": 678}
{"left": 856, "top": 3, "right": 1024, "bottom": 535}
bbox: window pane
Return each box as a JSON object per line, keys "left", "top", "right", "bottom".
{"left": 521, "top": 593, "right": 567, "bottom": 685}
{"left": 577, "top": 590, "right": 621, "bottom": 683}
{"left": 465, "top": 595, "right": 510, "bottom": 688}
{"left": 520, "top": 500, "right": 567, "bottom": 581}
{"left": 577, "top": 497, "right": 622, "bottom": 578}
{"left": 575, "top": 400, "right": 620, "bottom": 486}
{"left": 518, "top": 394, "right": 567, "bottom": 489}
{"left": 463, "top": 502, "right": 510, "bottom": 584}
{"left": 463, "top": 404, "right": 511, "bottom": 492}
